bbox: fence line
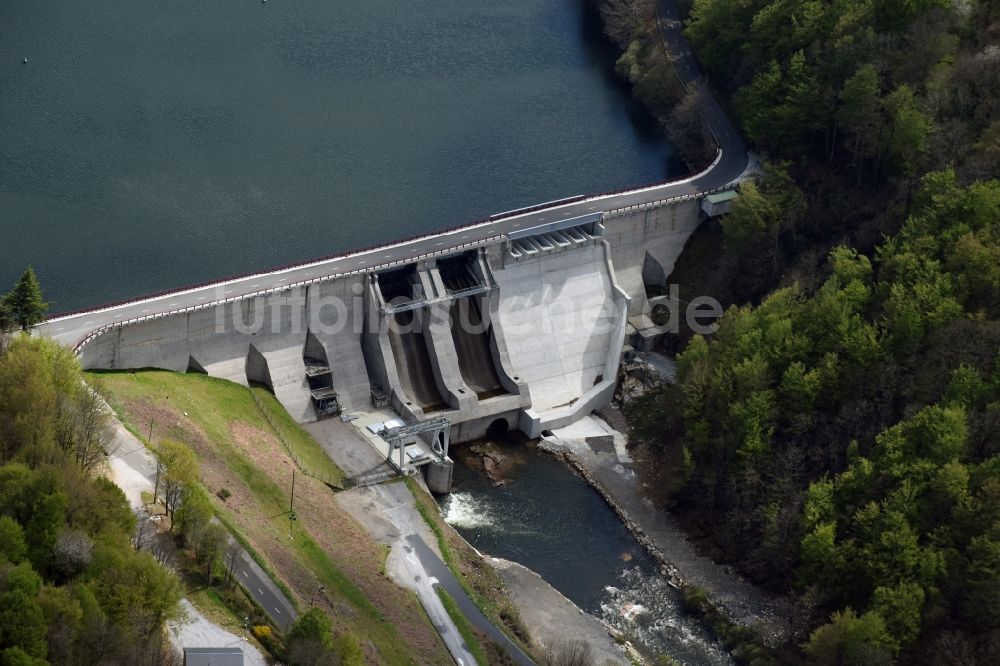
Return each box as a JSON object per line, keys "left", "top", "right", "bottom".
{"left": 246, "top": 387, "right": 342, "bottom": 489}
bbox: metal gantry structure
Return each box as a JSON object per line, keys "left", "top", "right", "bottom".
{"left": 380, "top": 416, "right": 451, "bottom": 473}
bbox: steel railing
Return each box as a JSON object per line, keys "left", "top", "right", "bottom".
{"left": 72, "top": 234, "right": 504, "bottom": 352}
{"left": 71, "top": 177, "right": 741, "bottom": 354}
{"left": 49, "top": 152, "right": 726, "bottom": 325}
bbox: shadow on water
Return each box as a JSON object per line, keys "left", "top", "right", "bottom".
{"left": 439, "top": 433, "right": 732, "bottom": 665}
{"left": 573, "top": 1, "right": 686, "bottom": 176}
{"left": 0, "top": 0, "right": 685, "bottom": 312}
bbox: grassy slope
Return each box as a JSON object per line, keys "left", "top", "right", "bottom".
{"left": 406, "top": 478, "right": 534, "bottom": 655}
{"left": 91, "top": 370, "right": 451, "bottom": 665}
{"left": 435, "top": 587, "right": 488, "bottom": 666}
{"left": 246, "top": 382, "right": 345, "bottom": 488}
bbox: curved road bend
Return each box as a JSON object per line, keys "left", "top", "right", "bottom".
{"left": 35, "top": 27, "right": 749, "bottom": 354}
{"left": 39, "top": 4, "right": 749, "bottom": 663}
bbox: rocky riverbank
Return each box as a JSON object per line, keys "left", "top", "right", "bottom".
{"left": 444, "top": 434, "right": 739, "bottom": 664}
{"left": 539, "top": 415, "right": 792, "bottom": 648}
{"left": 490, "top": 557, "right": 638, "bottom": 665}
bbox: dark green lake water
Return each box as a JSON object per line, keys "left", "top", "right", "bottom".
{"left": 0, "top": 0, "right": 679, "bottom": 312}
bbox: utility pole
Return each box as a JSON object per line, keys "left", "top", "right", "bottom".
{"left": 149, "top": 419, "right": 160, "bottom": 505}
{"left": 288, "top": 469, "right": 296, "bottom": 538}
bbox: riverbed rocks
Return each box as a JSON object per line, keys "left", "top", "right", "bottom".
{"left": 541, "top": 417, "right": 793, "bottom": 647}
{"left": 489, "top": 557, "right": 634, "bottom": 665}
{"left": 466, "top": 442, "right": 519, "bottom": 486}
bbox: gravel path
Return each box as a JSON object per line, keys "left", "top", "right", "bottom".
{"left": 170, "top": 600, "right": 267, "bottom": 666}
{"left": 491, "top": 557, "right": 629, "bottom": 665}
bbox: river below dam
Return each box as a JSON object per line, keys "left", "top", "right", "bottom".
{"left": 1, "top": 0, "right": 680, "bottom": 312}
{"left": 439, "top": 438, "right": 732, "bottom": 665}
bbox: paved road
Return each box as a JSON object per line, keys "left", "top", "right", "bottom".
{"left": 656, "top": 0, "right": 745, "bottom": 154}
{"left": 107, "top": 421, "right": 297, "bottom": 631}
{"left": 407, "top": 535, "right": 535, "bottom": 666}
{"left": 170, "top": 599, "right": 268, "bottom": 666}
{"left": 36, "top": 159, "right": 744, "bottom": 351}
{"left": 35, "top": 12, "right": 749, "bottom": 354}
{"left": 336, "top": 482, "right": 501, "bottom": 665}
{"left": 397, "top": 534, "right": 480, "bottom": 665}
{"left": 230, "top": 539, "right": 297, "bottom": 631}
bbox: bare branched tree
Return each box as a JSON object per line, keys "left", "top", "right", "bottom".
{"left": 56, "top": 381, "right": 114, "bottom": 472}
{"left": 133, "top": 512, "right": 157, "bottom": 552}
{"left": 542, "top": 639, "right": 595, "bottom": 666}
{"left": 668, "top": 87, "right": 715, "bottom": 167}
{"left": 223, "top": 538, "right": 242, "bottom": 586}
{"left": 119, "top": 620, "right": 183, "bottom": 666}
{"left": 52, "top": 530, "right": 94, "bottom": 581}
{"left": 150, "top": 536, "right": 172, "bottom": 566}
{"left": 73, "top": 385, "right": 115, "bottom": 472}
{"left": 599, "top": 0, "right": 654, "bottom": 47}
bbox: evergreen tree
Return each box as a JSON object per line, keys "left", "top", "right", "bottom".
{"left": 3, "top": 268, "right": 48, "bottom": 332}
{"left": 0, "top": 300, "right": 12, "bottom": 334}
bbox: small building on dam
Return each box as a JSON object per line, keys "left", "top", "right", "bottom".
{"left": 73, "top": 191, "right": 728, "bottom": 492}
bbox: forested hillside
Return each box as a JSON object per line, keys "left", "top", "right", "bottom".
{"left": 0, "top": 335, "right": 182, "bottom": 665}
{"left": 682, "top": 0, "right": 999, "bottom": 301}
{"left": 620, "top": 0, "right": 1000, "bottom": 662}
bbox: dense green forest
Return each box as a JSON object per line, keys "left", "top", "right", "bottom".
{"left": 682, "top": 0, "right": 999, "bottom": 301}
{"left": 623, "top": 0, "right": 1000, "bottom": 662}
{"left": 0, "top": 334, "right": 183, "bottom": 665}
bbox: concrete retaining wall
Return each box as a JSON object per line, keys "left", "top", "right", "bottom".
{"left": 492, "top": 241, "right": 624, "bottom": 432}
{"left": 80, "top": 281, "right": 379, "bottom": 423}
{"left": 602, "top": 198, "right": 702, "bottom": 315}
{"left": 306, "top": 276, "right": 373, "bottom": 412}
{"left": 76, "top": 194, "right": 702, "bottom": 441}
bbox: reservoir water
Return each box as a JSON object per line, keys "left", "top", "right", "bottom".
{"left": 439, "top": 441, "right": 732, "bottom": 665}
{"left": 5, "top": 2, "right": 723, "bottom": 659}
{"left": 0, "top": 0, "right": 680, "bottom": 312}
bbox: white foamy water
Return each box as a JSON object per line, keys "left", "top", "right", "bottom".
{"left": 600, "top": 568, "right": 733, "bottom": 665}
{"left": 441, "top": 492, "right": 497, "bottom": 529}
{"left": 441, "top": 450, "right": 735, "bottom": 663}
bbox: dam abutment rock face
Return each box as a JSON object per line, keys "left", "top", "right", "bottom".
{"left": 73, "top": 192, "right": 719, "bottom": 443}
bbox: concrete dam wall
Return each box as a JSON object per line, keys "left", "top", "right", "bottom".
{"left": 77, "top": 195, "right": 706, "bottom": 442}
